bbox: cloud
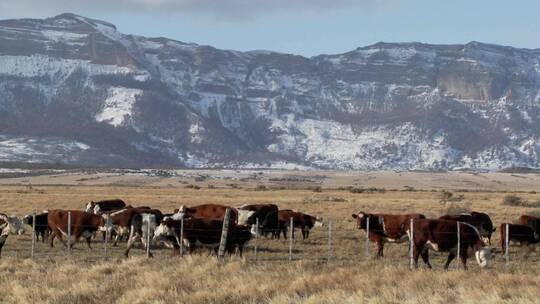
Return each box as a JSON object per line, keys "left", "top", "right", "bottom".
{"left": 0, "top": 0, "right": 387, "bottom": 21}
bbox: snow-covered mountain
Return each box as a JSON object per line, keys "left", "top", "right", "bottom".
{"left": 1, "top": 13, "right": 540, "bottom": 170}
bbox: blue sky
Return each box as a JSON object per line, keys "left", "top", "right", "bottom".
{"left": 0, "top": 0, "right": 538, "bottom": 57}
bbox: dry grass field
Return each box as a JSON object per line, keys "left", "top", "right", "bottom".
{"left": 1, "top": 170, "right": 540, "bottom": 303}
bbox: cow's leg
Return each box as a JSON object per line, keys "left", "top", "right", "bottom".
{"left": 412, "top": 244, "right": 422, "bottom": 268}
{"left": 420, "top": 247, "right": 432, "bottom": 269}
{"left": 459, "top": 254, "right": 468, "bottom": 270}
{"left": 376, "top": 241, "right": 384, "bottom": 258}
{"left": 444, "top": 252, "right": 455, "bottom": 270}
{"left": 50, "top": 228, "right": 64, "bottom": 248}
{"left": 0, "top": 235, "right": 7, "bottom": 258}
{"left": 86, "top": 237, "right": 92, "bottom": 249}
{"left": 124, "top": 233, "right": 141, "bottom": 258}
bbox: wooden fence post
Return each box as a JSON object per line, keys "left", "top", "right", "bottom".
{"left": 67, "top": 211, "right": 71, "bottom": 254}
{"left": 456, "top": 221, "right": 461, "bottom": 270}
{"left": 146, "top": 218, "right": 151, "bottom": 258}
{"left": 505, "top": 223, "right": 510, "bottom": 266}
{"left": 254, "top": 217, "right": 259, "bottom": 261}
{"left": 31, "top": 211, "right": 36, "bottom": 259}
{"left": 365, "top": 216, "right": 370, "bottom": 258}
{"left": 288, "top": 217, "right": 294, "bottom": 262}
{"left": 409, "top": 218, "right": 414, "bottom": 270}
{"left": 218, "top": 208, "right": 232, "bottom": 259}
{"left": 327, "top": 219, "right": 332, "bottom": 262}
{"left": 180, "top": 217, "right": 184, "bottom": 256}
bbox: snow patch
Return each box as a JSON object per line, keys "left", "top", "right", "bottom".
{"left": 95, "top": 87, "right": 142, "bottom": 127}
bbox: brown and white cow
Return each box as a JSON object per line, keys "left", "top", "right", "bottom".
{"left": 519, "top": 215, "right": 540, "bottom": 238}
{"left": 175, "top": 204, "right": 239, "bottom": 224}
{"left": 105, "top": 207, "right": 157, "bottom": 246}
{"left": 153, "top": 218, "right": 253, "bottom": 257}
{"left": 0, "top": 213, "right": 25, "bottom": 258}
{"left": 352, "top": 212, "right": 425, "bottom": 258}
{"left": 48, "top": 210, "right": 111, "bottom": 249}
{"left": 500, "top": 223, "right": 539, "bottom": 253}
{"left": 85, "top": 199, "right": 126, "bottom": 214}
{"left": 406, "top": 219, "right": 491, "bottom": 270}
{"left": 439, "top": 211, "right": 495, "bottom": 244}
{"left": 277, "top": 210, "right": 323, "bottom": 240}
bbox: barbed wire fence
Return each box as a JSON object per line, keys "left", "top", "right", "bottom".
{"left": 1, "top": 211, "right": 535, "bottom": 270}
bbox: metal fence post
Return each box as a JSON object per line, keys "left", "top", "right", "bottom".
{"left": 327, "top": 219, "right": 332, "bottom": 262}
{"left": 456, "top": 221, "right": 461, "bottom": 270}
{"left": 254, "top": 217, "right": 259, "bottom": 261}
{"left": 146, "top": 218, "right": 151, "bottom": 258}
{"left": 31, "top": 211, "right": 36, "bottom": 259}
{"left": 104, "top": 216, "right": 110, "bottom": 258}
{"left": 288, "top": 217, "right": 294, "bottom": 262}
{"left": 218, "top": 208, "right": 232, "bottom": 259}
{"left": 409, "top": 218, "right": 414, "bottom": 270}
{"left": 505, "top": 223, "right": 510, "bottom": 266}
{"left": 365, "top": 216, "right": 370, "bottom": 258}
{"left": 180, "top": 217, "right": 184, "bottom": 257}
{"left": 67, "top": 211, "right": 72, "bottom": 254}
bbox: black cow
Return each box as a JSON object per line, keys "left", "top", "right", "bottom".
{"left": 23, "top": 212, "right": 50, "bottom": 243}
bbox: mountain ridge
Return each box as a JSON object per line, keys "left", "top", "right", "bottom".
{"left": 1, "top": 13, "right": 540, "bottom": 170}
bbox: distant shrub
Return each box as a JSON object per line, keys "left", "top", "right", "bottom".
{"left": 207, "top": 184, "right": 215, "bottom": 189}
{"left": 403, "top": 186, "right": 416, "bottom": 192}
{"left": 255, "top": 185, "right": 268, "bottom": 191}
{"left": 312, "top": 186, "right": 322, "bottom": 193}
{"left": 186, "top": 184, "right": 200, "bottom": 190}
{"left": 503, "top": 195, "right": 524, "bottom": 206}
{"left": 350, "top": 188, "right": 365, "bottom": 194}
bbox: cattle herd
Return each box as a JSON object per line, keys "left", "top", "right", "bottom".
{"left": 0, "top": 199, "right": 324, "bottom": 259}
{"left": 1, "top": 199, "right": 540, "bottom": 270}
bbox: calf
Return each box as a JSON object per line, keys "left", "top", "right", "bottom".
{"left": 85, "top": 199, "right": 126, "bottom": 214}
{"left": 499, "top": 223, "right": 539, "bottom": 253}
{"left": 406, "top": 219, "right": 491, "bottom": 270}
{"left": 439, "top": 211, "right": 495, "bottom": 244}
{"left": 48, "top": 210, "right": 110, "bottom": 249}
{"left": 0, "top": 213, "right": 25, "bottom": 258}
{"left": 22, "top": 212, "right": 50, "bottom": 243}
{"left": 278, "top": 210, "right": 323, "bottom": 240}
{"left": 351, "top": 212, "right": 425, "bottom": 258}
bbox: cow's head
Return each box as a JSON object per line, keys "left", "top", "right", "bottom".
{"left": 85, "top": 201, "right": 95, "bottom": 213}
{"left": 313, "top": 216, "right": 324, "bottom": 228}
{"left": 351, "top": 212, "right": 369, "bottom": 229}
{"left": 1, "top": 214, "right": 25, "bottom": 236}
{"left": 153, "top": 220, "right": 178, "bottom": 243}
{"left": 237, "top": 209, "right": 256, "bottom": 226}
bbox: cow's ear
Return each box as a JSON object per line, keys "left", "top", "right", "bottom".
{"left": 352, "top": 214, "right": 358, "bottom": 219}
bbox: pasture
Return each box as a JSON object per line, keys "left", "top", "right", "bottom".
{"left": 1, "top": 170, "right": 540, "bottom": 303}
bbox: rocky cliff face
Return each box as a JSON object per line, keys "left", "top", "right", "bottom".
{"left": 1, "top": 14, "right": 540, "bottom": 170}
